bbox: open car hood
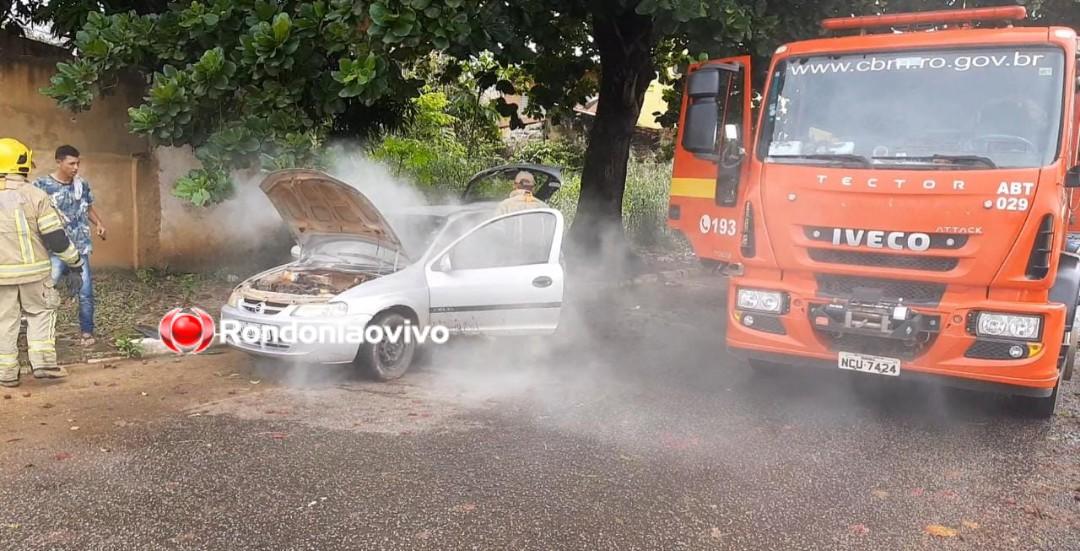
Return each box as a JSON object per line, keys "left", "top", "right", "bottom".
{"left": 260, "top": 169, "right": 406, "bottom": 257}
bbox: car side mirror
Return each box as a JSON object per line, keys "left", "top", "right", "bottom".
{"left": 1067, "top": 166, "right": 1080, "bottom": 188}
{"left": 435, "top": 255, "right": 452, "bottom": 273}
{"left": 290, "top": 244, "right": 301, "bottom": 259}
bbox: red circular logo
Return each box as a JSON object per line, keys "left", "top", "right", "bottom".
{"left": 159, "top": 307, "right": 216, "bottom": 355}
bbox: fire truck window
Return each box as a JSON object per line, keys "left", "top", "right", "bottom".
{"left": 760, "top": 47, "right": 1066, "bottom": 169}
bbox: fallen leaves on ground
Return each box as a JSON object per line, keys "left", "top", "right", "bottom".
{"left": 925, "top": 524, "right": 958, "bottom": 538}
{"left": 961, "top": 520, "right": 980, "bottom": 530}
{"left": 53, "top": 452, "right": 71, "bottom": 461}
{"left": 849, "top": 524, "right": 870, "bottom": 535}
{"left": 268, "top": 432, "right": 288, "bottom": 440}
{"left": 452, "top": 502, "right": 477, "bottom": 513}
{"left": 871, "top": 489, "right": 889, "bottom": 499}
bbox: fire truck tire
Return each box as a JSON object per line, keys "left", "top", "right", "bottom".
{"left": 1062, "top": 311, "right": 1078, "bottom": 381}
{"left": 355, "top": 311, "right": 416, "bottom": 382}
{"left": 1013, "top": 382, "right": 1059, "bottom": 419}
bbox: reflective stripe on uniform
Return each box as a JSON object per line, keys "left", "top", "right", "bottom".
{"left": 0, "top": 260, "right": 51, "bottom": 278}
{"left": 56, "top": 243, "right": 79, "bottom": 266}
{"left": 14, "top": 209, "right": 34, "bottom": 264}
{"left": 38, "top": 212, "right": 61, "bottom": 233}
{"left": 28, "top": 339, "right": 54, "bottom": 352}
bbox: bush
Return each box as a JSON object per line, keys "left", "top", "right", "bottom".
{"left": 547, "top": 158, "right": 678, "bottom": 249}
{"left": 371, "top": 91, "right": 502, "bottom": 197}
{"left": 511, "top": 138, "right": 586, "bottom": 170}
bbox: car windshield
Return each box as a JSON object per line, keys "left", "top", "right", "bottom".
{"left": 386, "top": 213, "right": 447, "bottom": 255}
{"left": 759, "top": 46, "right": 1066, "bottom": 169}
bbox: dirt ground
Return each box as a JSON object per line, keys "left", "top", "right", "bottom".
{"left": 1, "top": 274, "right": 1077, "bottom": 550}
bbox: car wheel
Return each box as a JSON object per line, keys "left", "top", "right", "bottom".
{"left": 1013, "top": 383, "right": 1060, "bottom": 419}
{"left": 355, "top": 311, "right": 416, "bottom": 381}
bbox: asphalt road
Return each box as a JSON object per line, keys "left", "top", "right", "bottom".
{"left": 1, "top": 275, "right": 1078, "bottom": 550}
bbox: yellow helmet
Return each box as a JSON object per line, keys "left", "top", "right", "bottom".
{"left": 0, "top": 138, "right": 34, "bottom": 175}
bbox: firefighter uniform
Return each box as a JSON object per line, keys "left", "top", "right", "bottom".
{"left": 0, "top": 139, "right": 83, "bottom": 387}
{"left": 494, "top": 189, "right": 549, "bottom": 216}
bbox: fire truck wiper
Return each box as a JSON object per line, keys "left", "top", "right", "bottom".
{"left": 767, "top": 154, "right": 871, "bottom": 166}
{"left": 872, "top": 154, "right": 998, "bottom": 168}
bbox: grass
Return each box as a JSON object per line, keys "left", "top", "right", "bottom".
{"left": 549, "top": 158, "right": 687, "bottom": 251}
{"left": 53, "top": 268, "right": 236, "bottom": 360}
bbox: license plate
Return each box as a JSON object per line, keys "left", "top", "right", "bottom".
{"left": 838, "top": 351, "right": 900, "bottom": 376}
{"left": 237, "top": 322, "right": 276, "bottom": 345}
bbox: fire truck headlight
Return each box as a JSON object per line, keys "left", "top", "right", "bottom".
{"left": 736, "top": 288, "right": 786, "bottom": 314}
{"left": 975, "top": 312, "right": 1041, "bottom": 341}
{"left": 227, "top": 290, "right": 241, "bottom": 308}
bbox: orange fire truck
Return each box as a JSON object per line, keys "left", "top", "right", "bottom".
{"left": 667, "top": 7, "right": 1080, "bottom": 416}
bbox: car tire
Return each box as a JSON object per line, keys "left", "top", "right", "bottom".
{"left": 355, "top": 311, "right": 416, "bottom": 382}
{"left": 1013, "top": 382, "right": 1059, "bottom": 419}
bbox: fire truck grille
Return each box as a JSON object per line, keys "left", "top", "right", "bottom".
{"left": 815, "top": 274, "right": 946, "bottom": 306}
{"left": 808, "top": 249, "right": 958, "bottom": 272}
{"left": 820, "top": 333, "right": 932, "bottom": 360}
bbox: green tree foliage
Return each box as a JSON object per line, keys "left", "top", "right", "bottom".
{"left": 39, "top": 0, "right": 1080, "bottom": 249}
{"left": 40, "top": 0, "right": 786, "bottom": 251}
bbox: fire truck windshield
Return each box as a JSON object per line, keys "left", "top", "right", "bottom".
{"left": 759, "top": 46, "right": 1066, "bottom": 170}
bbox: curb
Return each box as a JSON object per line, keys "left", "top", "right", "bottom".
{"left": 134, "top": 337, "right": 230, "bottom": 359}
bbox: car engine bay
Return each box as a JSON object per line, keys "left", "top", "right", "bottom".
{"left": 248, "top": 267, "right": 377, "bottom": 296}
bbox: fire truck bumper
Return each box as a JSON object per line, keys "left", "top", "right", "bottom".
{"left": 725, "top": 278, "right": 1065, "bottom": 396}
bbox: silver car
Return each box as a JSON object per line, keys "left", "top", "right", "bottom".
{"left": 221, "top": 166, "right": 567, "bottom": 380}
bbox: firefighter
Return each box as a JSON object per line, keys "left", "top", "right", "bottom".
{"left": 0, "top": 139, "right": 84, "bottom": 388}
{"left": 493, "top": 171, "right": 549, "bottom": 216}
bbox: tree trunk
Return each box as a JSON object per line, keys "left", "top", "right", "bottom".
{"left": 567, "top": 7, "right": 655, "bottom": 265}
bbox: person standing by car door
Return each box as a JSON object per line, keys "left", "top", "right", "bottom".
{"left": 492, "top": 171, "right": 555, "bottom": 266}
{"left": 0, "top": 139, "right": 85, "bottom": 387}
{"left": 33, "top": 145, "right": 106, "bottom": 346}
{"left": 494, "top": 171, "right": 549, "bottom": 216}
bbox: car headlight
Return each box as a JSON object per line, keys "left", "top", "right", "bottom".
{"left": 292, "top": 302, "right": 349, "bottom": 318}
{"left": 975, "top": 312, "right": 1041, "bottom": 341}
{"left": 736, "top": 288, "right": 786, "bottom": 313}
{"left": 227, "top": 290, "right": 242, "bottom": 308}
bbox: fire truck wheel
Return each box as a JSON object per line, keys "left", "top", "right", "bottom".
{"left": 355, "top": 311, "right": 417, "bottom": 382}
{"left": 1063, "top": 311, "right": 1080, "bottom": 381}
{"left": 1013, "top": 382, "right": 1059, "bottom": 419}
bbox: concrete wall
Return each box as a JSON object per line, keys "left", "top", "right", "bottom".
{"left": 154, "top": 147, "right": 292, "bottom": 272}
{"left": 0, "top": 33, "right": 159, "bottom": 268}
{"left": 0, "top": 33, "right": 290, "bottom": 273}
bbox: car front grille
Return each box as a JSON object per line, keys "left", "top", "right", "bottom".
{"left": 808, "top": 249, "right": 958, "bottom": 272}
{"left": 815, "top": 274, "right": 946, "bottom": 306}
{"left": 240, "top": 299, "right": 289, "bottom": 316}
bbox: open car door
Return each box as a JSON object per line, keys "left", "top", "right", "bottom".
{"left": 426, "top": 209, "right": 564, "bottom": 336}
{"left": 667, "top": 56, "right": 754, "bottom": 268}
{"left": 461, "top": 164, "right": 563, "bottom": 203}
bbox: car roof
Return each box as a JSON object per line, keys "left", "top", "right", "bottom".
{"left": 389, "top": 202, "right": 499, "bottom": 217}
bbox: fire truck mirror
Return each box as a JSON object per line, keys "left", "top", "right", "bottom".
{"left": 1066, "top": 166, "right": 1080, "bottom": 188}
{"left": 682, "top": 66, "right": 737, "bottom": 158}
